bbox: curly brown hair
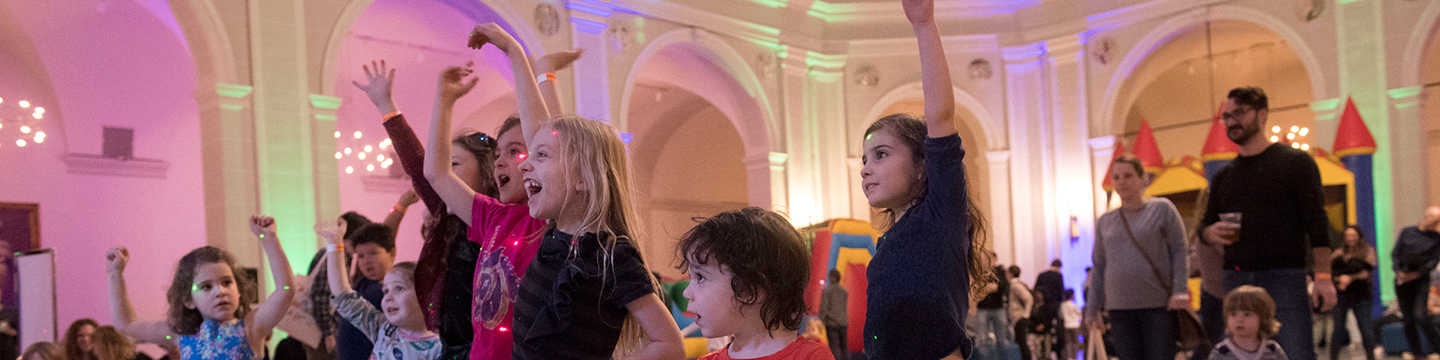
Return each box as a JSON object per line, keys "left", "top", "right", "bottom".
{"left": 863, "top": 113, "right": 994, "bottom": 299}
{"left": 166, "top": 246, "right": 257, "bottom": 335}
{"left": 677, "top": 207, "right": 811, "bottom": 335}
{"left": 62, "top": 318, "right": 98, "bottom": 360}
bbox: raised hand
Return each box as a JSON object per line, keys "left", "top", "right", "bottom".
{"left": 438, "top": 61, "right": 480, "bottom": 102}
{"left": 468, "top": 23, "right": 521, "bottom": 54}
{"left": 902, "top": 0, "right": 935, "bottom": 25}
{"left": 106, "top": 247, "right": 130, "bottom": 275}
{"left": 534, "top": 49, "right": 585, "bottom": 74}
{"left": 249, "top": 215, "right": 278, "bottom": 239}
{"left": 315, "top": 218, "right": 347, "bottom": 245}
{"left": 351, "top": 60, "right": 399, "bottom": 115}
{"left": 399, "top": 189, "right": 420, "bottom": 207}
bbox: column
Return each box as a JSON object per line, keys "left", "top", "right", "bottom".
{"left": 1002, "top": 42, "right": 1057, "bottom": 275}
{"left": 1045, "top": 36, "right": 1096, "bottom": 286}
{"left": 807, "top": 52, "right": 851, "bottom": 221}
{"left": 746, "top": 152, "right": 790, "bottom": 213}
{"left": 987, "top": 151, "right": 1014, "bottom": 264}
{"left": 249, "top": 0, "right": 318, "bottom": 273}
{"left": 199, "top": 83, "right": 260, "bottom": 264}
{"left": 310, "top": 94, "right": 341, "bottom": 229}
{"left": 779, "top": 49, "right": 821, "bottom": 224}
{"left": 1336, "top": 0, "right": 1401, "bottom": 302}
{"left": 567, "top": 0, "right": 613, "bottom": 123}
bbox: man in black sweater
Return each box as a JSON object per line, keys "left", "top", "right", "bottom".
{"left": 1199, "top": 87, "right": 1336, "bottom": 360}
{"left": 1391, "top": 206, "right": 1440, "bottom": 358}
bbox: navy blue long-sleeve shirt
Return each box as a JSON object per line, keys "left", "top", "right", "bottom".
{"left": 1392, "top": 226, "right": 1440, "bottom": 274}
{"left": 864, "top": 134, "right": 973, "bottom": 360}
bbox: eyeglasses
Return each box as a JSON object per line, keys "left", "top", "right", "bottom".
{"left": 1221, "top": 107, "right": 1254, "bottom": 121}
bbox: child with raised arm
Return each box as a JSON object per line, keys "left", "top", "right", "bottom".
{"left": 107, "top": 215, "right": 295, "bottom": 360}
{"left": 677, "top": 208, "right": 833, "bottom": 360}
{"left": 858, "top": 0, "right": 993, "bottom": 359}
{"left": 465, "top": 23, "right": 685, "bottom": 360}
{"left": 352, "top": 46, "right": 581, "bottom": 360}
{"left": 321, "top": 221, "right": 441, "bottom": 360}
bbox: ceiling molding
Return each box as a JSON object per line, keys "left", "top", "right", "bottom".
{"left": 809, "top": 0, "right": 1042, "bottom": 24}
{"left": 1084, "top": 0, "right": 1227, "bottom": 35}
{"left": 845, "top": 33, "right": 1001, "bottom": 57}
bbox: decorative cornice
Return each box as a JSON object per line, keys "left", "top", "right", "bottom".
{"left": 309, "top": 94, "right": 342, "bottom": 110}
{"left": 216, "top": 83, "right": 253, "bottom": 99}
{"left": 63, "top": 153, "right": 168, "bottom": 178}
{"left": 808, "top": 0, "right": 1041, "bottom": 24}
{"left": 846, "top": 34, "right": 1001, "bottom": 57}
{"left": 1083, "top": 0, "right": 1226, "bottom": 35}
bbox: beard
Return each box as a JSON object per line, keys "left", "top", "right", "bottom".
{"left": 1226, "top": 120, "right": 1261, "bottom": 145}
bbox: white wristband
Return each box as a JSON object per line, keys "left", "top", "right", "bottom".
{"left": 326, "top": 244, "right": 338, "bottom": 253}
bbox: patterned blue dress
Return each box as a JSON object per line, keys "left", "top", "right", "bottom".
{"left": 178, "top": 318, "right": 254, "bottom": 360}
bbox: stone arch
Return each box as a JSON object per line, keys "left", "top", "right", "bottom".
{"left": 863, "top": 82, "right": 998, "bottom": 151}
{"left": 619, "top": 28, "right": 779, "bottom": 158}
{"left": 1097, "top": 4, "right": 1329, "bottom": 136}
{"left": 318, "top": 0, "right": 545, "bottom": 96}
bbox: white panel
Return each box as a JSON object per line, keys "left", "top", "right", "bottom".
{"left": 18, "top": 249, "right": 55, "bottom": 349}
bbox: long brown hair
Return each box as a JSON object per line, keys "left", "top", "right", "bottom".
{"left": 1339, "top": 225, "right": 1376, "bottom": 265}
{"left": 863, "top": 113, "right": 994, "bottom": 298}
{"left": 63, "top": 318, "right": 98, "bottom": 360}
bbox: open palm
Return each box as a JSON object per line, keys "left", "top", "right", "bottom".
{"left": 352, "top": 60, "right": 397, "bottom": 113}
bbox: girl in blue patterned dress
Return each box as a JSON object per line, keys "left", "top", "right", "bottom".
{"left": 107, "top": 215, "right": 296, "bottom": 360}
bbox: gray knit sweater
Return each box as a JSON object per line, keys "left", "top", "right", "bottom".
{"left": 1091, "top": 197, "right": 1189, "bottom": 311}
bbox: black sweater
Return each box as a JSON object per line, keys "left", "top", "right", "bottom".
{"left": 1200, "top": 143, "right": 1330, "bottom": 271}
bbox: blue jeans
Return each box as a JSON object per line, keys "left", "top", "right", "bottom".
{"left": 1330, "top": 295, "right": 1376, "bottom": 360}
{"left": 977, "top": 308, "right": 1014, "bottom": 359}
{"left": 1225, "top": 268, "right": 1314, "bottom": 360}
{"left": 1108, "top": 307, "right": 1176, "bottom": 360}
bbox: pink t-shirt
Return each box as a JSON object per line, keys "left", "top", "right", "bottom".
{"left": 468, "top": 194, "right": 547, "bottom": 360}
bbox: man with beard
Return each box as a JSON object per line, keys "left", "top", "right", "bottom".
{"left": 1199, "top": 87, "right": 1336, "bottom": 360}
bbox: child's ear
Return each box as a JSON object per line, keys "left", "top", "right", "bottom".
{"left": 184, "top": 298, "right": 197, "bottom": 310}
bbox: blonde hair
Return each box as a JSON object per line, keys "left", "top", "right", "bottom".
{"left": 546, "top": 116, "right": 655, "bottom": 355}
{"left": 22, "top": 342, "right": 63, "bottom": 360}
{"left": 90, "top": 326, "right": 135, "bottom": 360}
{"left": 1224, "top": 285, "right": 1281, "bottom": 339}
{"left": 390, "top": 261, "right": 417, "bottom": 287}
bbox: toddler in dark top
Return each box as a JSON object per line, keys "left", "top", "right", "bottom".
{"left": 678, "top": 208, "right": 833, "bottom": 360}
{"left": 857, "top": 0, "right": 993, "bottom": 359}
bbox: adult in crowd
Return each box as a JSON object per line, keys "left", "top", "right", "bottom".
{"left": 1034, "top": 259, "right": 1065, "bottom": 360}
{"left": 1008, "top": 265, "right": 1033, "bottom": 360}
{"left": 1391, "top": 206, "right": 1440, "bottom": 359}
{"left": 974, "top": 252, "right": 1013, "bottom": 358}
{"left": 1087, "top": 155, "right": 1189, "bottom": 360}
{"left": 1200, "top": 87, "right": 1336, "bottom": 360}
{"left": 1329, "top": 225, "right": 1377, "bottom": 360}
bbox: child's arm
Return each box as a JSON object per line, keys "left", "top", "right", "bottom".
{"left": 623, "top": 295, "right": 686, "bottom": 360}
{"left": 244, "top": 216, "right": 296, "bottom": 343}
{"left": 323, "top": 219, "right": 353, "bottom": 296}
{"left": 904, "top": 0, "right": 957, "bottom": 138}
{"left": 381, "top": 189, "right": 419, "bottom": 239}
{"left": 532, "top": 49, "right": 584, "bottom": 117}
{"left": 106, "top": 247, "right": 177, "bottom": 345}
{"left": 469, "top": 23, "right": 552, "bottom": 146}
{"left": 422, "top": 64, "right": 482, "bottom": 225}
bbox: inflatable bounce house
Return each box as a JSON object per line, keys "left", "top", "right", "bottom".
{"left": 801, "top": 218, "right": 879, "bottom": 356}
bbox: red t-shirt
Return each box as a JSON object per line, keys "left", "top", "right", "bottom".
{"left": 699, "top": 337, "right": 835, "bottom": 360}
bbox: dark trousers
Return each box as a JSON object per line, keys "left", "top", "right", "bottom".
{"left": 1398, "top": 276, "right": 1440, "bottom": 356}
{"left": 1014, "top": 318, "right": 1032, "bottom": 360}
{"left": 1108, "top": 307, "right": 1176, "bottom": 360}
{"left": 827, "top": 325, "right": 847, "bottom": 360}
{"left": 1226, "top": 268, "right": 1314, "bottom": 360}
{"left": 1330, "top": 295, "right": 1376, "bottom": 360}
{"left": 1200, "top": 291, "right": 1226, "bottom": 345}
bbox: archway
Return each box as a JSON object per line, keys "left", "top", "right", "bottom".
{"left": 331, "top": 0, "right": 524, "bottom": 261}
{"left": 1114, "top": 20, "right": 1316, "bottom": 171}
{"left": 620, "top": 31, "right": 774, "bottom": 277}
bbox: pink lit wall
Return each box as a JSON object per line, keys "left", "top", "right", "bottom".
{"left": 0, "top": 0, "right": 206, "bottom": 332}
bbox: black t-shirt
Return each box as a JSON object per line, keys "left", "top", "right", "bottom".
{"left": 1201, "top": 143, "right": 1330, "bottom": 271}
{"left": 1034, "top": 270, "right": 1064, "bottom": 314}
{"left": 864, "top": 134, "right": 973, "bottom": 360}
{"left": 511, "top": 229, "right": 655, "bottom": 360}
{"left": 1331, "top": 255, "right": 1373, "bottom": 301}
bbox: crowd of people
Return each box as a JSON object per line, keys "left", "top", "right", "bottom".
{"left": 21, "top": 0, "right": 1432, "bottom": 359}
